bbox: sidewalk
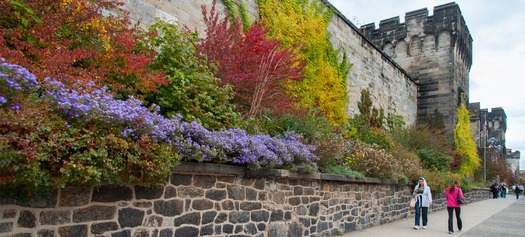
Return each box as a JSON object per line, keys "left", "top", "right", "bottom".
{"left": 344, "top": 197, "right": 522, "bottom": 237}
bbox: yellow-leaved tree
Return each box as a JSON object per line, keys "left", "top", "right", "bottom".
{"left": 258, "top": 0, "right": 351, "bottom": 125}
{"left": 454, "top": 103, "right": 480, "bottom": 178}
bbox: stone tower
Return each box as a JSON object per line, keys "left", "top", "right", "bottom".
{"left": 360, "top": 2, "right": 473, "bottom": 135}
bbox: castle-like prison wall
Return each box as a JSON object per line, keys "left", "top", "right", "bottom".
{"left": 0, "top": 163, "right": 490, "bottom": 236}
{"left": 121, "top": 0, "right": 418, "bottom": 125}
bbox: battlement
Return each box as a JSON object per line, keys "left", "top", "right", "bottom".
{"left": 361, "top": 2, "right": 472, "bottom": 69}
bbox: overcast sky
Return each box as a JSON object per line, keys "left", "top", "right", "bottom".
{"left": 327, "top": 0, "right": 525, "bottom": 169}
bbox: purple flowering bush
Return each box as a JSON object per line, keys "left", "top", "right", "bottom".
{"left": 0, "top": 59, "right": 318, "bottom": 189}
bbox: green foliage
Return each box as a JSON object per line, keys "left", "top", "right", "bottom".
{"left": 345, "top": 117, "right": 393, "bottom": 151}
{"left": 258, "top": 0, "right": 351, "bottom": 125}
{"left": 454, "top": 104, "right": 480, "bottom": 178}
{"left": 358, "top": 89, "right": 385, "bottom": 128}
{"left": 0, "top": 98, "right": 181, "bottom": 191}
{"left": 416, "top": 147, "right": 451, "bottom": 172}
{"left": 145, "top": 20, "right": 239, "bottom": 130}
{"left": 223, "top": 0, "right": 252, "bottom": 30}
{"left": 320, "top": 164, "right": 364, "bottom": 179}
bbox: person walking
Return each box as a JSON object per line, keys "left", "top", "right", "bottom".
{"left": 490, "top": 182, "right": 499, "bottom": 199}
{"left": 515, "top": 184, "right": 521, "bottom": 199}
{"left": 445, "top": 180, "right": 464, "bottom": 234}
{"left": 413, "top": 177, "right": 432, "bottom": 230}
{"left": 500, "top": 183, "right": 507, "bottom": 198}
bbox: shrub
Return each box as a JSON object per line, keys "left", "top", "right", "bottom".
{"left": 416, "top": 147, "right": 451, "bottom": 172}
{"left": 320, "top": 164, "right": 364, "bottom": 179}
{"left": 344, "top": 141, "right": 399, "bottom": 180}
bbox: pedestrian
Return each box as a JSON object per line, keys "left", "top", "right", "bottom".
{"left": 490, "top": 182, "right": 498, "bottom": 199}
{"left": 500, "top": 183, "right": 507, "bottom": 198}
{"left": 515, "top": 184, "right": 521, "bottom": 199}
{"left": 413, "top": 177, "right": 432, "bottom": 230}
{"left": 445, "top": 180, "right": 464, "bottom": 234}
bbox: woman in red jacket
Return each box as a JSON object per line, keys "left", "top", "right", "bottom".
{"left": 445, "top": 180, "right": 464, "bottom": 234}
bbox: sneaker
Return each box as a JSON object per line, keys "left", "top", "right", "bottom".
{"left": 413, "top": 226, "right": 419, "bottom": 230}
{"left": 449, "top": 231, "right": 453, "bottom": 234}
{"left": 422, "top": 226, "right": 427, "bottom": 229}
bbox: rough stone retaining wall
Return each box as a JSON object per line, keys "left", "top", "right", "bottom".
{"left": 0, "top": 163, "right": 490, "bottom": 237}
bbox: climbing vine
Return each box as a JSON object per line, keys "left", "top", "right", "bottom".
{"left": 454, "top": 103, "right": 480, "bottom": 178}
{"left": 258, "top": 0, "right": 351, "bottom": 125}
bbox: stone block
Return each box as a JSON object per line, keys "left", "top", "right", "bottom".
{"left": 111, "top": 229, "right": 131, "bottom": 237}
{"left": 92, "top": 185, "right": 132, "bottom": 202}
{"left": 194, "top": 175, "right": 216, "bottom": 189}
{"left": 40, "top": 210, "right": 70, "bottom": 225}
{"left": 250, "top": 210, "right": 269, "bottom": 222}
{"left": 135, "top": 186, "right": 164, "bottom": 200}
{"left": 91, "top": 222, "right": 119, "bottom": 234}
{"left": 202, "top": 211, "right": 217, "bottom": 224}
{"left": 178, "top": 186, "right": 204, "bottom": 198}
{"left": 174, "top": 212, "right": 200, "bottom": 226}
{"left": 227, "top": 185, "right": 245, "bottom": 200}
{"left": 205, "top": 189, "right": 226, "bottom": 201}
{"left": 58, "top": 224, "right": 88, "bottom": 237}
{"left": 60, "top": 187, "right": 90, "bottom": 206}
{"left": 200, "top": 224, "right": 214, "bottom": 235}
{"left": 240, "top": 202, "right": 261, "bottom": 211}
{"left": 118, "top": 208, "right": 144, "bottom": 227}
{"left": 164, "top": 186, "right": 177, "bottom": 198}
{"left": 153, "top": 199, "right": 183, "bottom": 216}
{"left": 174, "top": 226, "right": 199, "bottom": 237}
{"left": 37, "top": 229, "right": 54, "bottom": 237}
{"left": 73, "top": 205, "right": 116, "bottom": 222}
{"left": 159, "top": 228, "right": 174, "bottom": 237}
{"left": 144, "top": 215, "right": 163, "bottom": 227}
{"left": 170, "top": 174, "right": 192, "bottom": 186}
{"left": 192, "top": 199, "right": 214, "bottom": 210}
{"left": 2, "top": 209, "right": 16, "bottom": 219}
{"left": 229, "top": 212, "right": 250, "bottom": 224}
{"left": 0, "top": 222, "right": 13, "bottom": 233}
{"left": 17, "top": 210, "right": 35, "bottom": 228}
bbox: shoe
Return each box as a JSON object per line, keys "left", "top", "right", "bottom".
{"left": 413, "top": 226, "right": 419, "bottom": 230}
{"left": 422, "top": 226, "right": 427, "bottom": 229}
{"left": 449, "top": 231, "right": 453, "bottom": 234}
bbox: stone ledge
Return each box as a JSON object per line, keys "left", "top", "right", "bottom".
{"left": 173, "top": 162, "right": 393, "bottom": 184}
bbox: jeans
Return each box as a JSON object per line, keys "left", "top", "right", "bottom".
{"left": 447, "top": 207, "right": 462, "bottom": 232}
{"left": 414, "top": 200, "right": 428, "bottom": 226}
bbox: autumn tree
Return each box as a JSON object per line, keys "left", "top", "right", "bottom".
{"left": 197, "top": 1, "right": 305, "bottom": 119}
{"left": 0, "top": 0, "right": 166, "bottom": 97}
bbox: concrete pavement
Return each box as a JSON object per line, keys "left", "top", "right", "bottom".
{"left": 344, "top": 197, "right": 524, "bottom": 237}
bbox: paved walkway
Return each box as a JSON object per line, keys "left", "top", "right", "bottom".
{"left": 344, "top": 197, "right": 525, "bottom": 237}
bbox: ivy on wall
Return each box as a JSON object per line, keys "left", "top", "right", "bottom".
{"left": 258, "top": 0, "right": 351, "bottom": 125}
{"left": 454, "top": 103, "right": 480, "bottom": 178}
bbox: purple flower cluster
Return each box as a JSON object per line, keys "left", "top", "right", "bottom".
{"left": 0, "top": 58, "right": 40, "bottom": 107}
{"left": 0, "top": 59, "right": 319, "bottom": 172}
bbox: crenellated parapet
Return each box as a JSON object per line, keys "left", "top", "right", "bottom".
{"left": 361, "top": 2, "right": 472, "bottom": 71}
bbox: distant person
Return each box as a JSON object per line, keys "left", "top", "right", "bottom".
{"left": 445, "top": 180, "right": 464, "bottom": 234}
{"left": 500, "top": 183, "right": 507, "bottom": 198}
{"left": 490, "top": 182, "right": 498, "bottom": 199}
{"left": 520, "top": 184, "right": 524, "bottom": 197}
{"left": 413, "top": 177, "right": 432, "bottom": 230}
{"left": 515, "top": 184, "right": 521, "bottom": 199}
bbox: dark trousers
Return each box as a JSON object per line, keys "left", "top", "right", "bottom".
{"left": 414, "top": 201, "right": 428, "bottom": 226}
{"left": 447, "top": 207, "right": 462, "bottom": 232}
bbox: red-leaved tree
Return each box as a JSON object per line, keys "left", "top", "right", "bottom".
{"left": 196, "top": 2, "right": 305, "bottom": 118}
{"left": 0, "top": 0, "right": 166, "bottom": 96}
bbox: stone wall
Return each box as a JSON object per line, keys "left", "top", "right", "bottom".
{"left": 119, "top": 0, "right": 418, "bottom": 126}
{"left": 0, "top": 163, "right": 490, "bottom": 237}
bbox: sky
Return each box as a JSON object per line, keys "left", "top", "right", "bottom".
{"left": 327, "top": 0, "right": 525, "bottom": 169}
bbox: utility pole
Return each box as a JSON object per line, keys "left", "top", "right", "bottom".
{"left": 483, "top": 112, "right": 487, "bottom": 183}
